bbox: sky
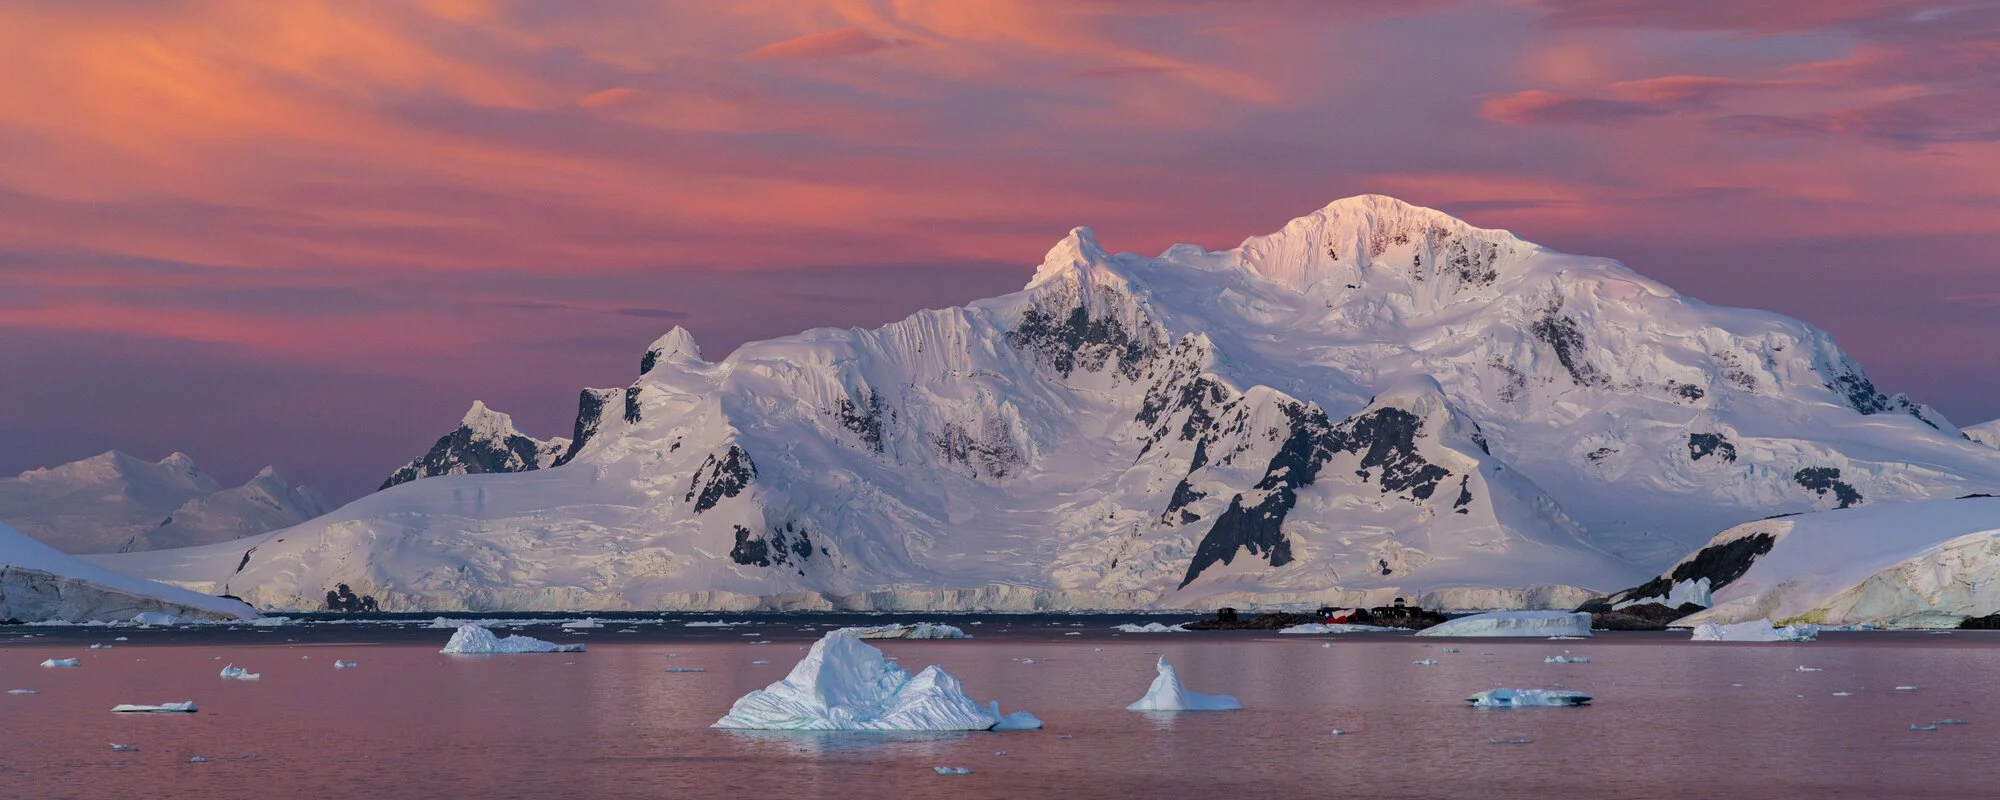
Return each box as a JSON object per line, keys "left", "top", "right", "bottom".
{"left": 2, "top": 0, "right": 1997, "bottom": 503}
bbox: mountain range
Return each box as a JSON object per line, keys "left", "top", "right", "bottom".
{"left": 0, "top": 451, "right": 328, "bottom": 554}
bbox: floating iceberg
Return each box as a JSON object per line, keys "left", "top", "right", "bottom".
{"left": 1278, "top": 623, "right": 1399, "bottom": 634}
{"left": 112, "top": 701, "right": 197, "bottom": 713}
{"left": 1466, "top": 689, "right": 1591, "bottom": 707}
{"left": 439, "top": 624, "right": 584, "bottom": 654}
{"left": 132, "top": 611, "right": 179, "bottom": 626}
{"left": 1545, "top": 655, "right": 1591, "bottom": 664}
{"left": 712, "top": 631, "right": 1005, "bottom": 731}
{"left": 9, "top": 689, "right": 38, "bottom": 694}
{"left": 1126, "top": 656, "right": 1242, "bottom": 712}
{"left": 110, "top": 743, "right": 139, "bottom": 752}
{"left": 1689, "top": 620, "right": 1818, "bottom": 642}
{"left": 559, "top": 619, "right": 602, "bottom": 629}
{"left": 1413, "top": 659, "right": 1439, "bottom": 666}
{"left": 684, "top": 620, "right": 739, "bottom": 628}
{"left": 334, "top": 660, "right": 358, "bottom": 669}
{"left": 1415, "top": 611, "right": 1592, "bottom": 638}
{"left": 1113, "top": 622, "right": 1187, "bottom": 634}
{"left": 219, "top": 664, "right": 260, "bottom": 680}
{"left": 988, "top": 701, "right": 1043, "bottom": 730}
{"left": 934, "top": 767, "right": 973, "bottom": 776}
{"left": 665, "top": 666, "right": 707, "bottom": 673}
{"left": 90, "top": 643, "right": 112, "bottom": 649}
{"left": 40, "top": 658, "right": 80, "bottom": 668}
{"left": 838, "top": 623, "right": 971, "bottom": 640}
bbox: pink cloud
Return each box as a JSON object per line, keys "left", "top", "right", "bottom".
{"left": 745, "top": 27, "right": 912, "bottom": 61}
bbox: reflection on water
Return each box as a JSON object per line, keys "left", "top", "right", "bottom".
{"left": 2, "top": 634, "right": 1997, "bottom": 799}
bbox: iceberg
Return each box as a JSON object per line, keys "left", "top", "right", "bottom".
{"left": 934, "top": 767, "right": 973, "bottom": 776}
{"left": 1689, "top": 619, "right": 1818, "bottom": 642}
{"left": 334, "top": 660, "right": 358, "bottom": 669}
{"left": 1278, "top": 623, "right": 1399, "bottom": 634}
{"left": 9, "top": 689, "right": 38, "bottom": 694}
{"left": 837, "top": 623, "right": 972, "bottom": 640}
{"left": 110, "top": 743, "right": 139, "bottom": 751}
{"left": 112, "top": 701, "right": 198, "bottom": 713}
{"left": 987, "top": 701, "right": 1043, "bottom": 731}
{"left": 1466, "top": 689, "right": 1591, "bottom": 707}
{"left": 1113, "top": 622, "right": 1187, "bottom": 634}
{"left": 712, "top": 631, "right": 1003, "bottom": 731}
{"left": 1413, "top": 659, "right": 1438, "bottom": 666}
{"left": 40, "top": 658, "right": 80, "bottom": 668}
{"left": 1415, "top": 611, "right": 1592, "bottom": 638}
{"left": 439, "top": 624, "right": 584, "bottom": 654}
{"left": 559, "top": 619, "right": 603, "bottom": 629}
{"left": 219, "top": 664, "right": 260, "bottom": 680}
{"left": 132, "top": 611, "right": 179, "bottom": 626}
{"left": 1544, "top": 655, "right": 1591, "bottom": 664}
{"left": 1126, "top": 656, "right": 1242, "bottom": 712}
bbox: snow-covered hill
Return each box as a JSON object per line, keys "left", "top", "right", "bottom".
{"left": 89, "top": 195, "right": 2000, "bottom": 612}
{"left": 0, "top": 452, "right": 328, "bottom": 554}
{"left": 0, "top": 518, "right": 257, "bottom": 622}
{"left": 1967, "top": 419, "right": 2000, "bottom": 450}
{"left": 380, "top": 401, "right": 569, "bottom": 490}
{"left": 1610, "top": 496, "right": 2000, "bottom": 628}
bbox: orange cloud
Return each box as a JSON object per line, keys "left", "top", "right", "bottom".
{"left": 746, "top": 27, "right": 912, "bottom": 60}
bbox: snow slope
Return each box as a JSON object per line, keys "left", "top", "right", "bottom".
{"left": 1967, "top": 419, "right": 2000, "bottom": 450}
{"left": 379, "top": 401, "right": 569, "bottom": 490}
{"left": 0, "top": 519, "right": 258, "bottom": 622}
{"left": 1664, "top": 496, "right": 2000, "bottom": 628}
{"left": 0, "top": 452, "right": 328, "bottom": 554}
{"left": 88, "top": 196, "right": 2000, "bottom": 612}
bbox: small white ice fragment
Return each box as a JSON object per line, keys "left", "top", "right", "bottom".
{"left": 113, "top": 637, "right": 128, "bottom": 642}
{"left": 1413, "top": 659, "right": 1438, "bottom": 666}
{"left": 188, "top": 756, "right": 207, "bottom": 763}
{"left": 1489, "top": 738, "right": 1533, "bottom": 744}
{"left": 1112, "top": 623, "right": 1186, "bottom": 634}
{"left": 110, "top": 743, "right": 138, "bottom": 751}
{"left": 750, "top": 660, "right": 770, "bottom": 665}
{"left": 1895, "top": 685, "right": 1918, "bottom": 691}
{"left": 560, "top": 619, "right": 603, "bottom": 629}
{"left": 1127, "top": 656, "right": 1241, "bottom": 712}
{"left": 1064, "top": 632, "right": 1082, "bottom": 636}
{"left": 219, "top": 664, "right": 260, "bottom": 681}
{"left": 1442, "top": 648, "right": 1459, "bottom": 654}
{"left": 665, "top": 667, "right": 706, "bottom": 673}
{"left": 1934, "top": 719, "right": 1966, "bottom": 725}
{"left": 1330, "top": 729, "right": 1347, "bottom": 735}
{"left": 1545, "top": 655, "right": 1591, "bottom": 664}
{"left": 1797, "top": 666, "right": 1822, "bottom": 672}
{"left": 1832, "top": 691, "right": 1855, "bottom": 697}
{"left": 1912, "top": 724, "right": 1939, "bottom": 731}
{"left": 334, "top": 660, "right": 358, "bottom": 669}
{"left": 934, "top": 767, "right": 972, "bottom": 775}
{"left": 1467, "top": 689, "right": 1591, "bottom": 707}
{"left": 112, "top": 701, "right": 197, "bottom": 713}
{"left": 9, "top": 689, "right": 38, "bottom": 694}
{"left": 90, "top": 643, "right": 112, "bottom": 649}
{"left": 40, "top": 658, "right": 79, "bottom": 668}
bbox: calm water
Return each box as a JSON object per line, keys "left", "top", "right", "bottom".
{"left": 3, "top": 625, "right": 1996, "bottom": 799}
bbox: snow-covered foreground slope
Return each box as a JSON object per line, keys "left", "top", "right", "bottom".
{"left": 0, "top": 519, "right": 257, "bottom": 622}
{"left": 1967, "top": 419, "right": 2000, "bottom": 450}
{"left": 1657, "top": 497, "right": 2000, "bottom": 628}
{"left": 380, "top": 401, "right": 569, "bottom": 490}
{"left": 90, "top": 195, "right": 2000, "bottom": 612}
{"left": 0, "top": 452, "right": 328, "bottom": 554}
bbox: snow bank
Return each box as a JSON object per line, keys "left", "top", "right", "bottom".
{"left": 439, "top": 624, "right": 584, "bottom": 654}
{"left": 1278, "top": 623, "right": 1399, "bottom": 634}
{"left": 1113, "top": 622, "right": 1185, "bottom": 633}
{"left": 838, "top": 622, "right": 971, "bottom": 639}
{"left": 1414, "top": 610, "right": 1592, "bottom": 638}
{"left": 111, "top": 701, "right": 197, "bottom": 713}
{"left": 1690, "top": 619, "right": 1818, "bottom": 642}
{"left": 1467, "top": 689, "right": 1591, "bottom": 707}
{"left": 1126, "top": 656, "right": 1241, "bottom": 712}
{"left": 712, "top": 631, "right": 1003, "bottom": 731}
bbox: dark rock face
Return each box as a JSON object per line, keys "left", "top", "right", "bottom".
{"left": 1452, "top": 476, "right": 1473, "bottom": 514}
{"left": 1350, "top": 605, "right": 1449, "bottom": 630}
{"left": 1530, "top": 299, "right": 1604, "bottom": 386}
{"left": 1794, "top": 467, "right": 1863, "bottom": 509}
{"left": 623, "top": 386, "right": 643, "bottom": 424}
{"left": 1825, "top": 362, "right": 1939, "bottom": 429}
{"left": 553, "top": 388, "right": 618, "bottom": 468}
{"left": 323, "top": 583, "right": 378, "bottom": 613}
{"left": 931, "top": 419, "right": 1024, "bottom": 479}
{"left": 835, "top": 388, "right": 890, "bottom": 454}
{"left": 1958, "top": 611, "right": 2000, "bottom": 629}
{"left": 686, "top": 446, "right": 756, "bottom": 513}
{"left": 1603, "top": 532, "right": 1778, "bottom": 607}
{"left": 380, "top": 421, "right": 554, "bottom": 491}
{"left": 1688, "top": 433, "right": 1738, "bottom": 463}
{"left": 1587, "top": 602, "right": 1695, "bottom": 631}
{"left": 1007, "top": 285, "right": 1162, "bottom": 381}
{"left": 1667, "top": 380, "right": 1706, "bottom": 402}
{"left": 729, "top": 522, "right": 816, "bottom": 574}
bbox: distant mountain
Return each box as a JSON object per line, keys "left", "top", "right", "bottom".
{"left": 92, "top": 195, "right": 2000, "bottom": 612}
{"left": 1968, "top": 419, "right": 2000, "bottom": 449}
{"left": 0, "top": 517, "right": 257, "bottom": 622}
{"left": 0, "top": 452, "right": 328, "bottom": 554}
{"left": 380, "top": 401, "right": 569, "bottom": 490}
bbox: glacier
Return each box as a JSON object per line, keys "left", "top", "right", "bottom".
{"left": 1, "top": 519, "right": 258, "bottom": 623}
{"left": 80, "top": 195, "right": 2000, "bottom": 613}
{"left": 1126, "top": 656, "right": 1241, "bottom": 711}
{"left": 712, "top": 631, "right": 1004, "bottom": 731}
{"left": 1414, "top": 610, "right": 1592, "bottom": 638}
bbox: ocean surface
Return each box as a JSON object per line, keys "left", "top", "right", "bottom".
{"left": 2, "top": 616, "right": 1994, "bottom": 799}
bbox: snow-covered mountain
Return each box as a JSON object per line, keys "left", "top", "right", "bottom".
{"left": 1967, "top": 419, "right": 2000, "bottom": 450}
{"left": 1605, "top": 496, "right": 2000, "bottom": 628}
{"left": 90, "top": 195, "right": 2000, "bottom": 612}
{"left": 380, "top": 401, "right": 569, "bottom": 490}
{"left": 0, "top": 518, "right": 257, "bottom": 622}
{"left": 0, "top": 452, "right": 329, "bottom": 554}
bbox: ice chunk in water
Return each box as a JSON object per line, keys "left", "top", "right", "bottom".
{"left": 109, "top": 743, "right": 138, "bottom": 751}
{"left": 1112, "top": 623, "right": 1185, "bottom": 634}
{"left": 665, "top": 667, "right": 706, "bottom": 673}
{"left": 988, "top": 701, "right": 1043, "bottom": 730}
{"left": 838, "top": 623, "right": 971, "bottom": 639}
{"left": 1797, "top": 666, "right": 1822, "bottom": 672}
{"left": 934, "top": 767, "right": 973, "bottom": 775}
{"left": 1126, "top": 656, "right": 1242, "bottom": 712}
{"left": 40, "top": 658, "right": 79, "bottom": 668}
{"left": 1545, "top": 656, "right": 1591, "bottom": 664}
{"left": 440, "top": 624, "right": 584, "bottom": 654}
{"left": 559, "top": 619, "right": 603, "bottom": 629}
{"left": 334, "top": 660, "right": 358, "bottom": 669}
{"left": 8, "top": 689, "right": 37, "bottom": 694}
{"left": 1895, "top": 685, "right": 1917, "bottom": 691}
{"left": 1466, "top": 689, "right": 1591, "bottom": 707}
{"left": 188, "top": 756, "right": 207, "bottom": 763}
{"left": 1415, "top": 611, "right": 1591, "bottom": 638}
{"left": 90, "top": 643, "right": 112, "bottom": 650}
{"left": 1413, "top": 659, "right": 1438, "bottom": 666}
{"left": 712, "top": 631, "right": 999, "bottom": 731}
{"left": 219, "top": 664, "right": 260, "bottom": 681}
{"left": 132, "top": 611, "right": 178, "bottom": 626}
{"left": 112, "top": 701, "right": 197, "bottom": 713}
{"left": 1691, "top": 620, "right": 1818, "bottom": 642}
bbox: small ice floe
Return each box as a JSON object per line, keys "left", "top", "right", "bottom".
{"left": 750, "top": 660, "right": 770, "bottom": 665}
{"left": 110, "top": 743, "right": 139, "bottom": 752}
{"left": 1413, "top": 659, "right": 1438, "bottom": 666}
{"left": 1489, "top": 738, "right": 1534, "bottom": 745}
{"left": 1934, "top": 719, "right": 1966, "bottom": 726}
{"left": 1832, "top": 692, "right": 1855, "bottom": 697}
{"left": 1018, "top": 658, "right": 1036, "bottom": 665}
{"left": 1912, "top": 724, "right": 1939, "bottom": 732}
{"left": 440, "top": 624, "right": 584, "bottom": 654}
{"left": 113, "top": 637, "right": 128, "bottom": 642}
{"left": 988, "top": 701, "right": 1043, "bottom": 730}
{"left": 334, "top": 660, "right": 359, "bottom": 669}
{"left": 1545, "top": 656, "right": 1591, "bottom": 664}
{"left": 1466, "top": 689, "right": 1591, "bottom": 708}
{"left": 40, "top": 658, "right": 80, "bottom": 668}
{"left": 1064, "top": 632, "right": 1083, "bottom": 636}
{"left": 1329, "top": 729, "right": 1348, "bottom": 736}
{"left": 1441, "top": 648, "right": 1459, "bottom": 654}
{"left": 934, "top": 767, "right": 973, "bottom": 776}
{"left": 1895, "top": 685, "right": 1918, "bottom": 691}
{"left": 1415, "top": 611, "right": 1592, "bottom": 639}
{"left": 112, "top": 701, "right": 197, "bottom": 713}
{"left": 1126, "top": 656, "right": 1242, "bottom": 712}
{"left": 560, "top": 619, "right": 603, "bottom": 629}
{"left": 1691, "top": 620, "right": 1818, "bottom": 643}
{"left": 1112, "top": 623, "right": 1186, "bottom": 634}
{"left": 713, "top": 631, "right": 1014, "bottom": 731}
{"left": 219, "top": 664, "right": 260, "bottom": 681}
{"left": 132, "top": 611, "right": 178, "bottom": 627}
{"left": 188, "top": 756, "right": 207, "bottom": 763}
{"left": 684, "top": 620, "right": 738, "bottom": 628}
{"left": 838, "top": 623, "right": 971, "bottom": 640}
{"left": 90, "top": 643, "right": 113, "bottom": 650}
{"left": 1796, "top": 666, "right": 1823, "bottom": 672}
{"left": 665, "top": 667, "right": 706, "bottom": 673}
{"left": 9, "top": 689, "right": 38, "bottom": 695}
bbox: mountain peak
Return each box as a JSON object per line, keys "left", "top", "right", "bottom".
{"left": 1028, "top": 226, "right": 1111, "bottom": 288}
{"left": 642, "top": 327, "right": 704, "bottom": 374}
{"left": 1226, "top": 195, "right": 1528, "bottom": 293}
{"left": 459, "top": 401, "right": 522, "bottom": 440}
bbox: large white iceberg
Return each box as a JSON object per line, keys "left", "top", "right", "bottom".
{"left": 712, "top": 631, "right": 1005, "bottom": 731}
{"left": 1415, "top": 611, "right": 1592, "bottom": 638}
{"left": 837, "top": 623, "right": 971, "bottom": 640}
{"left": 439, "top": 624, "right": 585, "bottom": 654}
{"left": 1126, "top": 656, "right": 1242, "bottom": 712}
{"left": 1467, "top": 689, "right": 1591, "bottom": 707}
{"left": 1690, "top": 619, "right": 1818, "bottom": 642}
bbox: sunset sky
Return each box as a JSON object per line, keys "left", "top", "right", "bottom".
{"left": 3, "top": 0, "right": 1997, "bottom": 502}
